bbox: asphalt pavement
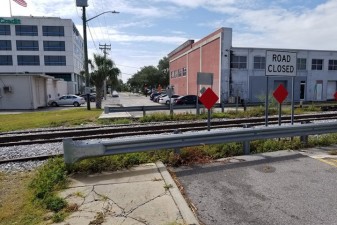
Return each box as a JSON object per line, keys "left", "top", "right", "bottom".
{"left": 172, "top": 148, "right": 337, "bottom": 225}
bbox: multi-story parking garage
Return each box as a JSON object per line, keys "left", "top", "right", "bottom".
{"left": 0, "top": 16, "right": 84, "bottom": 109}
{"left": 168, "top": 27, "right": 337, "bottom": 103}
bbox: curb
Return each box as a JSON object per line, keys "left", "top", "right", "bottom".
{"left": 156, "top": 161, "right": 200, "bottom": 225}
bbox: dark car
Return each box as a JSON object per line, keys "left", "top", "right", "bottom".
{"left": 174, "top": 95, "right": 200, "bottom": 105}
{"left": 150, "top": 92, "right": 161, "bottom": 101}
{"left": 80, "top": 93, "right": 96, "bottom": 102}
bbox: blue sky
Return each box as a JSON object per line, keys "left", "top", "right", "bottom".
{"left": 1, "top": 0, "right": 337, "bottom": 82}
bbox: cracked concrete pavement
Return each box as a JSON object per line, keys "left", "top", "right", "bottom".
{"left": 54, "top": 162, "right": 199, "bottom": 225}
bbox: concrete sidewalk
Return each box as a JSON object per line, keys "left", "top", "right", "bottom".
{"left": 54, "top": 162, "right": 199, "bottom": 225}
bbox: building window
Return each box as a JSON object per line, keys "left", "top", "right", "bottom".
{"left": 328, "top": 60, "right": 337, "bottom": 71}
{"left": 171, "top": 71, "right": 174, "bottom": 78}
{"left": 17, "top": 55, "right": 40, "bottom": 65}
{"left": 46, "top": 73, "right": 71, "bottom": 81}
{"left": 43, "top": 41, "right": 65, "bottom": 51}
{"left": 16, "top": 40, "right": 39, "bottom": 51}
{"left": 178, "top": 69, "right": 182, "bottom": 77}
{"left": 44, "top": 55, "right": 66, "bottom": 66}
{"left": 0, "top": 40, "right": 11, "bottom": 50}
{"left": 183, "top": 67, "right": 187, "bottom": 76}
{"left": 0, "top": 55, "right": 12, "bottom": 65}
{"left": 0, "top": 25, "right": 10, "bottom": 35}
{"left": 297, "top": 58, "right": 307, "bottom": 70}
{"left": 253, "top": 56, "right": 265, "bottom": 69}
{"left": 15, "top": 25, "right": 38, "bottom": 36}
{"left": 311, "top": 59, "right": 323, "bottom": 70}
{"left": 42, "top": 26, "right": 65, "bottom": 36}
{"left": 231, "top": 56, "right": 247, "bottom": 69}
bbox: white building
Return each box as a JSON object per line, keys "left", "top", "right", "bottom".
{"left": 0, "top": 16, "right": 84, "bottom": 109}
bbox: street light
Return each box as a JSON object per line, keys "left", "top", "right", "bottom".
{"left": 77, "top": 1, "right": 119, "bottom": 110}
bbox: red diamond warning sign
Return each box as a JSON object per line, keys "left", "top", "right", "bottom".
{"left": 273, "top": 84, "right": 288, "bottom": 104}
{"left": 199, "top": 88, "right": 219, "bottom": 110}
{"left": 334, "top": 92, "right": 337, "bottom": 100}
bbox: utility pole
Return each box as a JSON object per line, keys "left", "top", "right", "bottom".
{"left": 99, "top": 44, "right": 111, "bottom": 99}
{"left": 99, "top": 44, "right": 111, "bottom": 57}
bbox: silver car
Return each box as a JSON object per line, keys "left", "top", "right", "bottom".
{"left": 48, "top": 95, "right": 85, "bottom": 107}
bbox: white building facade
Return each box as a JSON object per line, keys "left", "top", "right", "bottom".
{"left": 0, "top": 16, "right": 84, "bottom": 109}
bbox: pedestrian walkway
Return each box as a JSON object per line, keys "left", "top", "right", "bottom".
{"left": 54, "top": 162, "right": 199, "bottom": 225}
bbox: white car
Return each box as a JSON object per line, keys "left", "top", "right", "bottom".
{"left": 48, "top": 95, "right": 85, "bottom": 107}
{"left": 112, "top": 90, "right": 119, "bottom": 97}
{"left": 158, "top": 94, "right": 180, "bottom": 104}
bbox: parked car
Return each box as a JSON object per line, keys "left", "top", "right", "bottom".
{"left": 154, "top": 94, "right": 167, "bottom": 103}
{"left": 174, "top": 95, "right": 200, "bottom": 105}
{"left": 80, "top": 93, "right": 96, "bottom": 102}
{"left": 112, "top": 90, "right": 119, "bottom": 97}
{"left": 48, "top": 95, "right": 85, "bottom": 107}
{"left": 150, "top": 92, "right": 161, "bottom": 101}
{"left": 158, "top": 94, "right": 180, "bottom": 104}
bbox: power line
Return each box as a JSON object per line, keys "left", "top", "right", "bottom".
{"left": 87, "top": 24, "right": 98, "bottom": 53}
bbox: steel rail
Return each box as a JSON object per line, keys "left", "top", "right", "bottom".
{"left": 1, "top": 113, "right": 337, "bottom": 147}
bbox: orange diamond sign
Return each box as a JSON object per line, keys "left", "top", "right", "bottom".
{"left": 199, "top": 88, "right": 219, "bottom": 110}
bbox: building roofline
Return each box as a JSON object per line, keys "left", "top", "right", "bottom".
{"left": 168, "top": 40, "right": 194, "bottom": 58}
{"left": 232, "top": 46, "right": 337, "bottom": 53}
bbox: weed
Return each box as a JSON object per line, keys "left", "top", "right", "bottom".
{"left": 45, "top": 196, "right": 67, "bottom": 212}
{"left": 100, "top": 194, "right": 109, "bottom": 201}
{"left": 89, "top": 212, "right": 105, "bottom": 225}
{"left": 52, "top": 212, "right": 66, "bottom": 223}
{"left": 164, "top": 184, "right": 173, "bottom": 190}
{"left": 66, "top": 203, "right": 79, "bottom": 212}
{"left": 73, "top": 191, "right": 85, "bottom": 198}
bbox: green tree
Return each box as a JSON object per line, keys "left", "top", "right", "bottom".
{"left": 127, "top": 56, "right": 169, "bottom": 93}
{"left": 157, "top": 56, "right": 169, "bottom": 87}
{"left": 90, "top": 54, "right": 120, "bottom": 109}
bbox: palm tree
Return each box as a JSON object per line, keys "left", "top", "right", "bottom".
{"left": 90, "top": 54, "right": 120, "bottom": 109}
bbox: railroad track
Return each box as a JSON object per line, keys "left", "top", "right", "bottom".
{"left": 2, "top": 112, "right": 337, "bottom": 165}
{"left": 1, "top": 112, "right": 337, "bottom": 148}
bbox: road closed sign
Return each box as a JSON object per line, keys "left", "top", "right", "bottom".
{"left": 266, "top": 51, "right": 297, "bottom": 76}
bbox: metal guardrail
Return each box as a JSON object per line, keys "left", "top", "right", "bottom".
{"left": 104, "top": 103, "right": 250, "bottom": 116}
{"left": 104, "top": 104, "right": 200, "bottom": 114}
{"left": 63, "top": 121, "right": 337, "bottom": 164}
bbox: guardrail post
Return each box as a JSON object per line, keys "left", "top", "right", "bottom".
{"left": 104, "top": 106, "right": 109, "bottom": 114}
{"left": 142, "top": 106, "right": 146, "bottom": 117}
{"left": 242, "top": 124, "right": 250, "bottom": 154}
{"left": 221, "top": 101, "right": 224, "bottom": 113}
{"left": 242, "top": 99, "right": 247, "bottom": 111}
{"left": 300, "top": 121, "right": 310, "bottom": 146}
{"left": 173, "top": 129, "right": 182, "bottom": 154}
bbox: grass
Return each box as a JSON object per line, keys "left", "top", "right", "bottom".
{"left": 0, "top": 108, "right": 102, "bottom": 132}
{"left": 0, "top": 172, "right": 46, "bottom": 225}
{"left": 0, "top": 105, "right": 325, "bottom": 133}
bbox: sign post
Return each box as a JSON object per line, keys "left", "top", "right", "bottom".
{"left": 197, "top": 73, "right": 213, "bottom": 115}
{"left": 199, "top": 88, "right": 219, "bottom": 131}
{"left": 273, "top": 84, "right": 288, "bottom": 125}
{"left": 266, "top": 50, "right": 297, "bottom": 126}
{"left": 166, "top": 86, "right": 174, "bottom": 117}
